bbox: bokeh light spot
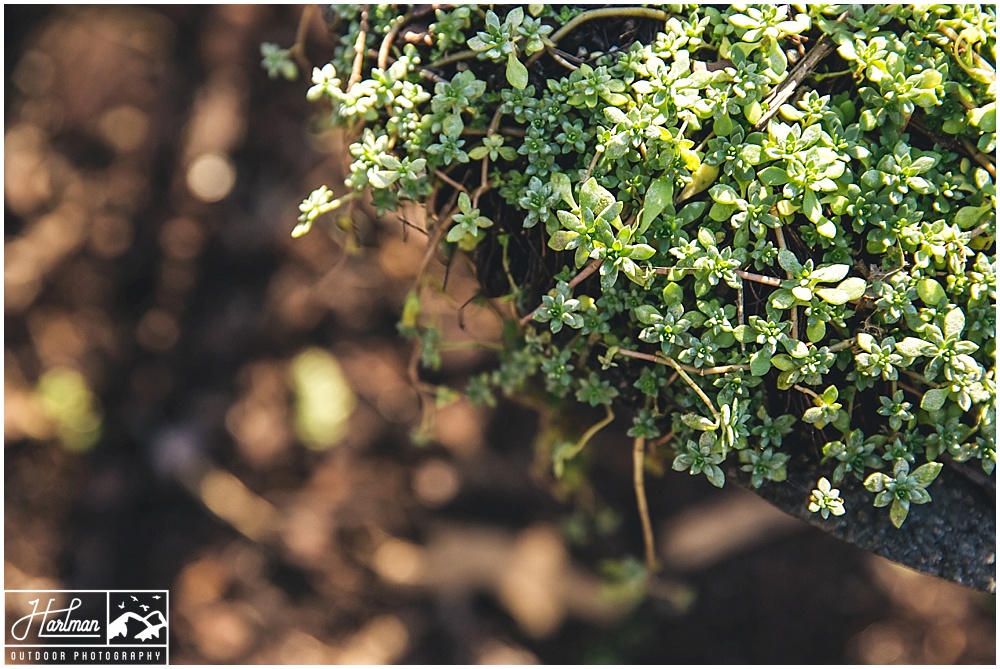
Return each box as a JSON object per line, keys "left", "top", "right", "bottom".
{"left": 186, "top": 152, "right": 235, "bottom": 202}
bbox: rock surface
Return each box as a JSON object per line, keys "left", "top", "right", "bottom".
{"left": 737, "top": 456, "right": 996, "bottom": 593}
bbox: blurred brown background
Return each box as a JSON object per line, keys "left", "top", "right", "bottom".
{"left": 4, "top": 5, "right": 995, "bottom": 664}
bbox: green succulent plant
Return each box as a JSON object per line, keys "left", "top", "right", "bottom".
{"left": 270, "top": 4, "right": 996, "bottom": 567}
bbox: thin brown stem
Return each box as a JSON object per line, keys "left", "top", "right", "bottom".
{"left": 547, "top": 46, "right": 580, "bottom": 71}
{"left": 649, "top": 431, "right": 674, "bottom": 449}
{"left": 532, "top": 6, "right": 672, "bottom": 65}
{"left": 434, "top": 169, "right": 468, "bottom": 193}
{"left": 970, "top": 220, "right": 993, "bottom": 239}
{"left": 602, "top": 348, "right": 722, "bottom": 417}
{"left": 347, "top": 5, "right": 370, "bottom": 91}
{"left": 773, "top": 223, "right": 789, "bottom": 255}
{"left": 471, "top": 106, "right": 506, "bottom": 208}
{"left": 414, "top": 195, "right": 459, "bottom": 293}
{"left": 582, "top": 150, "right": 602, "bottom": 182}
{"left": 961, "top": 139, "right": 996, "bottom": 177}
{"left": 428, "top": 49, "right": 478, "bottom": 70}
{"left": 614, "top": 348, "right": 661, "bottom": 365}
{"left": 288, "top": 4, "right": 319, "bottom": 73}
{"left": 661, "top": 356, "right": 719, "bottom": 419}
{"left": 753, "top": 21, "right": 841, "bottom": 131}
{"left": 419, "top": 68, "right": 449, "bottom": 84}
{"left": 633, "top": 436, "right": 658, "bottom": 573}
{"left": 560, "top": 404, "right": 615, "bottom": 463}
{"left": 693, "top": 131, "right": 716, "bottom": 156}
{"left": 462, "top": 127, "right": 527, "bottom": 138}
{"left": 902, "top": 369, "right": 941, "bottom": 389}
{"left": 829, "top": 339, "right": 854, "bottom": 353}
{"left": 377, "top": 11, "right": 413, "bottom": 70}
{"left": 737, "top": 285, "right": 745, "bottom": 354}
{"left": 793, "top": 384, "right": 820, "bottom": 400}
{"left": 736, "top": 269, "right": 782, "bottom": 287}
{"left": 939, "top": 25, "right": 997, "bottom": 74}
{"left": 772, "top": 226, "right": 798, "bottom": 338}
{"left": 472, "top": 155, "right": 490, "bottom": 208}
{"left": 613, "top": 347, "right": 751, "bottom": 377}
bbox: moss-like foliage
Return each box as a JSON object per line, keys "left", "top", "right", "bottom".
{"left": 271, "top": 4, "right": 996, "bottom": 530}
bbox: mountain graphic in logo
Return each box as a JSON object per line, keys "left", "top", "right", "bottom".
{"left": 107, "top": 593, "right": 167, "bottom": 644}
{"left": 108, "top": 611, "right": 166, "bottom": 642}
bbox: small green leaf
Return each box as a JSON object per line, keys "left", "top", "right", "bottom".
{"left": 770, "top": 289, "right": 797, "bottom": 309}
{"left": 837, "top": 277, "right": 867, "bottom": 301}
{"left": 600, "top": 262, "right": 619, "bottom": 291}
{"left": 803, "top": 189, "right": 822, "bottom": 223}
{"left": 917, "top": 277, "right": 946, "bottom": 306}
{"left": 759, "top": 166, "right": 789, "bottom": 185}
{"left": 580, "top": 177, "right": 616, "bottom": 218}
{"left": 954, "top": 204, "right": 990, "bottom": 229}
{"left": 811, "top": 264, "right": 850, "bottom": 283}
{"left": 815, "top": 287, "right": 850, "bottom": 305}
{"left": 792, "top": 285, "right": 814, "bottom": 302}
{"left": 556, "top": 209, "right": 581, "bottom": 230}
{"left": 505, "top": 5, "right": 524, "bottom": 28}
{"left": 874, "top": 489, "right": 892, "bottom": 507}
{"left": 749, "top": 350, "right": 772, "bottom": 376}
{"left": 890, "top": 498, "right": 909, "bottom": 528}
{"left": 677, "top": 162, "right": 719, "bottom": 202}
{"left": 896, "top": 337, "right": 933, "bottom": 358}
{"left": 698, "top": 228, "right": 717, "bottom": 248}
{"left": 506, "top": 53, "right": 529, "bottom": 89}
{"left": 864, "top": 472, "right": 888, "bottom": 492}
{"left": 857, "top": 332, "right": 876, "bottom": 351}
{"left": 443, "top": 113, "right": 464, "bottom": 138}
{"left": 768, "top": 44, "right": 787, "bottom": 76}
{"left": 548, "top": 230, "right": 579, "bottom": 251}
{"left": 709, "top": 183, "right": 739, "bottom": 206}
{"left": 802, "top": 407, "right": 824, "bottom": 424}
{"left": 635, "top": 305, "right": 660, "bottom": 324}
{"left": 806, "top": 319, "right": 826, "bottom": 342}
{"left": 368, "top": 170, "right": 396, "bottom": 189}
{"left": 783, "top": 337, "right": 809, "bottom": 357}
{"left": 550, "top": 172, "right": 576, "bottom": 208}
{"left": 770, "top": 353, "right": 796, "bottom": 371}
{"left": 603, "top": 106, "right": 629, "bottom": 125}
{"left": 681, "top": 413, "right": 717, "bottom": 431}
{"left": 942, "top": 308, "right": 966, "bottom": 339}
{"left": 641, "top": 177, "right": 674, "bottom": 231}
{"left": 713, "top": 111, "right": 733, "bottom": 137}
{"left": 912, "top": 461, "right": 943, "bottom": 486}
{"left": 704, "top": 464, "right": 726, "bottom": 488}
{"left": 662, "top": 282, "right": 684, "bottom": 305}
{"left": 816, "top": 219, "right": 838, "bottom": 238}
{"left": 920, "top": 387, "right": 949, "bottom": 411}
{"left": 777, "top": 249, "right": 802, "bottom": 275}
{"left": 627, "top": 244, "right": 656, "bottom": 261}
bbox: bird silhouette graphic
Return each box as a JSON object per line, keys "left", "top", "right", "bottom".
{"left": 118, "top": 602, "right": 125, "bottom": 609}
{"left": 140, "top": 604, "right": 149, "bottom": 612}
{"left": 152, "top": 595, "right": 161, "bottom": 600}
{"left": 130, "top": 596, "right": 138, "bottom": 602}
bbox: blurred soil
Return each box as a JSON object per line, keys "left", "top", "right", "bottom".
{"left": 4, "top": 5, "right": 996, "bottom": 664}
